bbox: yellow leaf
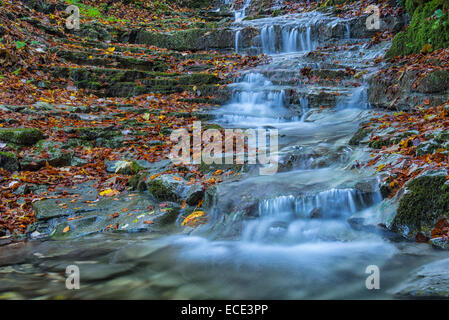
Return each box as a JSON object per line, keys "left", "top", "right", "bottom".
{"left": 63, "top": 226, "right": 70, "bottom": 233}
{"left": 376, "top": 164, "right": 386, "bottom": 172}
{"left": 181, "top": 211, "right": 207, "bottom": 227}
{"left": 100, "top": 188, "right": 120, "bottom": 197}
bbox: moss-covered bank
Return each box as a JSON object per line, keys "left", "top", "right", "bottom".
{"left": 386, "top": 0, "right": 449, "bottom": 57}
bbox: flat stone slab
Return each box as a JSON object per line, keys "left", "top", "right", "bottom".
{"left": 394, "top": 258, "right": 449, "bottom": 298}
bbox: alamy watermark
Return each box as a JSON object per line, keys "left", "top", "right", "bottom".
{"left": 169, "top": 121, "right": 279, "bottom": 175}
{"left": 365, "top": 265, "right": 380, "bottom": 290}
{"left": 365, "top": 5, "right": 381, "bottom": 30}
{"left": 65, "top": 265, "right": 80, "bottom": 290}
{"left": 65, "top": 5, "right": 80, "bottom": 30}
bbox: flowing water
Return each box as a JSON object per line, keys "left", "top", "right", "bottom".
{"left": 1, "top": 6, "right": 449, "bottom": 300}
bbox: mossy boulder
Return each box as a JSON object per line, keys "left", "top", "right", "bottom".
{"left": 392, "top": 169, "right": 449, "bottom": 238}
{"left": 147, "top": 178, "right": 179, "bottom": 202}
{"left": 386, "top": 0, "right": 449, "bottom": 57}
{"left": 20, "top": 140, "right": 73, "bottom": 170}
{"left": 0, "top": 128, "right": 44, "bottom": 146}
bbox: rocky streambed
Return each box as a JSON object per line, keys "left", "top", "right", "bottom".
{"left": 1, "top": 0, "right": 449, "bottom": 299}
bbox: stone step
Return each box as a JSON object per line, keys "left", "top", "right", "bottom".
{"left": 50, "top": 66, "right": 223, "bottom": 97}
{"left": 54, "top": 49, "right": 169, "bottom": 72}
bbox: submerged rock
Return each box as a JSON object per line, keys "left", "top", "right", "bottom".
{"left": 31, "top": 184, "right": 181, "bottom": 240}
{"left": 395, "top": 258, "right": 449, "bottom": 298}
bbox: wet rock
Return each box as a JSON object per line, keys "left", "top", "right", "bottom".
{"left": 310, "top": 208, "right": 322, "bottom": 219}
{"left": 416, "top": 140, "right": 440, "bottom": 156}
{"left": 0, "top": 128, "right": 44, "bottom": 146}
{"left": 147, "top": 174, "right": 187, "bottom": 202}
{"left": 430, "top": 237, "right": 449, "bottom": 250}
{"left": 32, "top": 187, "right": 181, "bottom": 239}
{"left": 394, "top": 258, "right": 449, "bottom": 298}
{"left": 348, "top": 127, "right": 372, "bottom": 146}
{"left": 105, "top": 160, "right": 145, "bottom": 175}
{"left": 186, "top": 184, "right": 205, "bottom": 206}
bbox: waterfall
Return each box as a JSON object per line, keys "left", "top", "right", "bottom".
{"left": 242, "top": 188, "right": 382, "bottom": 242}
{"left": 299, "top": 96, "right": 309, "bottom": 121}
{"left": 262, "top": 25, "right": 315, "bottom": 54}
{"left": 258, "top": 188, "right": 381, "bottom": 219}
{"left": 235, "top": 30, "right": 241, "bottom": 53}
{"left": 234, "top": 0, "right": 252, "bottom": 22}
{"left": 282, "top": 27, "right": 299, "bottom": 52}
{"left": 345, "top": 23, "right": 351, "bottom": 39}
{"left": 216, "top": 72, "right": 290, "bottom": 125}
{"left": 337, "top": 86, "right": 369, "bottom": 109}
{"left": 298, "top": 26, "right": 313, "bottom": 52}
{"left": 261, "top": 26, "right": 276, "bottom": 54}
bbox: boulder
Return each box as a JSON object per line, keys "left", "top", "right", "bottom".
{"left": 0, "top": 128, "right": 44, "bottom": 146}
{"left": 391, "top": 169, "right": 449, "bottom": 239}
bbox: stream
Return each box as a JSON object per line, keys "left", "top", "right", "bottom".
{"left": 1, "top": 4, "right": 449, "bottom": 300}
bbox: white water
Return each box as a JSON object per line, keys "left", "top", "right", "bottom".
{"left": 214, "top": 72, "right": 291, "bottom": 126}
{"left": 234, "top": 0, "right": 252, "bottom": 22}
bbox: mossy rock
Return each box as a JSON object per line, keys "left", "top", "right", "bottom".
{"left": 386, "top": 0, "right": 449, "bottom": 57}
{"left": 349, "top": 127, "right": 372, "bottom": 146}
{"left": 0, "top": 151, "right": 19, "bottom": 171}
{"left": 147, "top": 179, "right": 179, "bottom": 202}
{"left": 392, "top": 169, "right": 449, "bottom": 238}
{"left": 21, "top": 140, "right": 73, "bottom": 170}
{"left": 76, "top": 127, "right": 121, "bottom": 140}
{"left": 0, "top": 128, "right": 44, "bottom": 146}
{"left": 368, "top": 138, "right": 392, "bottom": 149}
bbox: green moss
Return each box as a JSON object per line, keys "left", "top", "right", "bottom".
{"left": 349, "top": 127, "right": 372, "bottom": 146}
{"left": 386, "top": 0, "right": 449, "bottom": 57}
{"left": 393, "top": 172, "right": 449, "bottom": 235}
{"left": 148, "top": 180, "right": 178, "bottom": 202}
{"left": 130, "top": 161, "right": 144, "bottom": 174}
{"left": 0, "top": 128, "right": 44, "bottom": 146}
{"left": 129, "top": 172, "right": 148, "bottom": 191}
{"left": 368, "top": 138, "right": 391, "bottom": 149}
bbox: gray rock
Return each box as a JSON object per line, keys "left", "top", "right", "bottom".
{"left": 430, "top": 237, "right": 449, "bottom": 250}
{"left": 395, "top": 258, "right": 449, "bottom": 298}
{"left": 186, "top": 184, "right": 205, "bottom": 206}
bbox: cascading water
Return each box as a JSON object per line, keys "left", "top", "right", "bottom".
{"left": 214, "top": 72, "right": 290, "bottom": 125}
{"left": 261, "top": 26, "right": 276, "bottom": 54}
{"left": 260, "top": 25, "right": 315, "bottom": 54}
{"left": 234, "top": 0, "right": 252, "bottom": 22}
{"left": 3, "top": 4, "right": 447, "bottom": 301}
